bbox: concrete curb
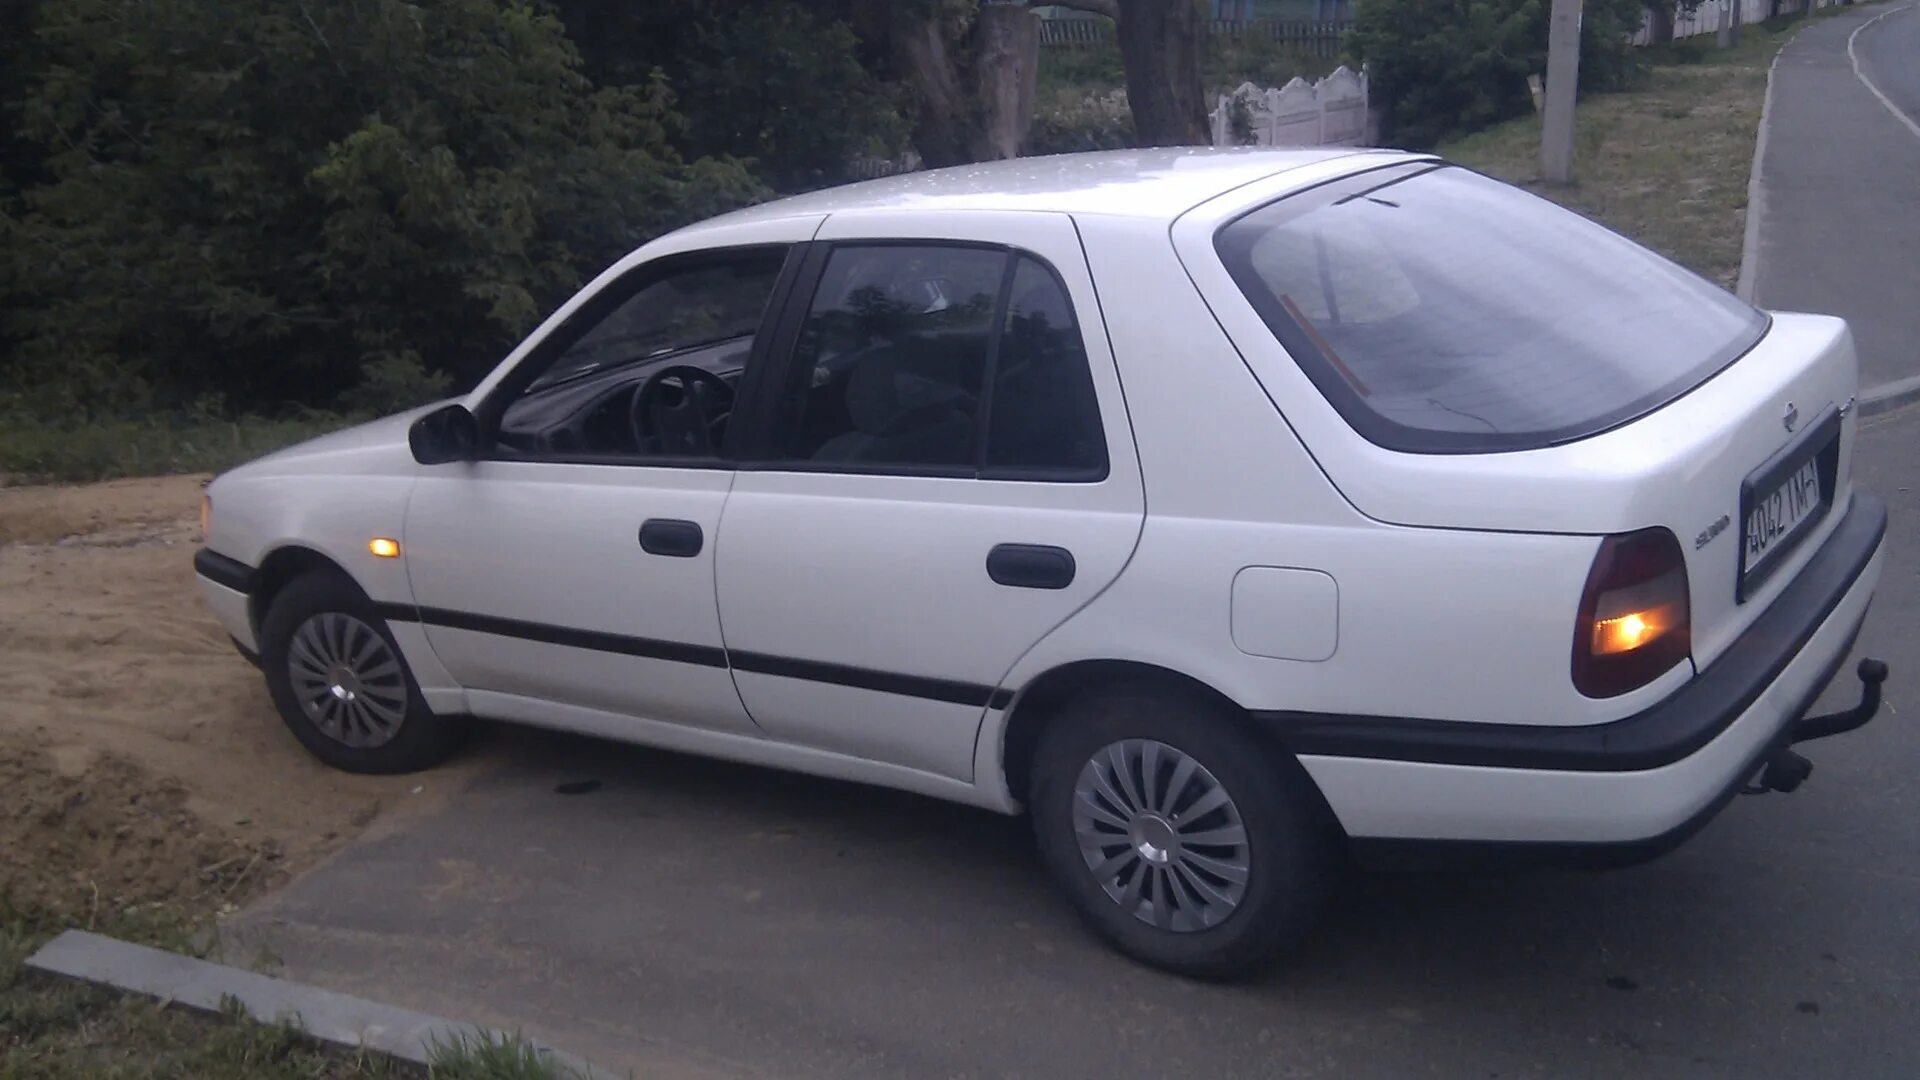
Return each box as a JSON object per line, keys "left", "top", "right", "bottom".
{"left": 1736, "top": 9, "right": 1851, "bottom": 302}
{"left": 1861, "top": 372, "right": 1920, "bottom": 418}
{"left": 26, "top": 930, "right": 608, "bottom": 1078}
{"left": 1735, "top": 16, "right": 1797, "bottom": 302}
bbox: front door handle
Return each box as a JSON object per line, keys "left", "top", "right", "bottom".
{"left": 987, "top": 544, "right": 1076, "bottom": 590}
{"left": 639, "top": 519, "right": 703, "bottom": 558}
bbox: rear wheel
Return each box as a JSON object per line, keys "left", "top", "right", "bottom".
{"left": 1028, "top": 684, "right": 1333, "bottom": 979}
{"left": 259, "top": 570, "right": 461, "bottom": 774}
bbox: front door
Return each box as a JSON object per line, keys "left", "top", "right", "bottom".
{"left": 714, "top": 211, "right": 1146, "bottom": 780}
{"left": 404, "top": 243, "right": 796, "bottom": 735}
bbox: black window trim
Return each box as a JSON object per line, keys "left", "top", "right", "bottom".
{"left": 473, "top": 242, "right": 805, "bottom": 471}
{"left": 736, "top": 238, "right": 1112, "bottom": 484}
{"left": 1212, "top": 161, "right": 1773, "bottom": 456}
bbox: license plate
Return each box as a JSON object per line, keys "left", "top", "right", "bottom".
{"left": 1744, "top": 458, "right": 1822, "bottom": 570}
{"left": 1738, "top": 409, "right": 1839, "bottom": 600}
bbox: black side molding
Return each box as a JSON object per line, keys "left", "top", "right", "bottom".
{"left": 403, "top": 606, "right": 729, "bottom": 669}
{"left": 380, "top": 604, "right": 1016, "bottom": 709}
{"left": 194, "top": 548, "right": 255, "bottom": 594}
{"left": 730, "top": 650, "right": 1015, "bottom": 710}
{"left": 1258, "top": 492, "right": 1887, "bottom": 773}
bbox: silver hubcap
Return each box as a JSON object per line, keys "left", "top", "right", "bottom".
{"left": 1072, "top": 739, "right": 1251, "bottom": 932}
{"left": 288, "top": 612, "right": 407, "bottom": 748}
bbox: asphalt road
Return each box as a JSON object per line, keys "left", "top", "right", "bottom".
{"left": 230, "top": 404, "right": 1920, "bottom": 1080}
{"left": 1751, "top": 3, "right": 1920, "bottom": 390}
{"left": 1855, "top": 2, "right": 1920, "bottom": 127}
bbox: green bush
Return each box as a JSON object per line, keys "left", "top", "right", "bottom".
{"left": 0, "top": 0, "right": 765, "bottom": 422}
{"left": 1029, "top": 89, "right": 1136, "bottom": 155}
{"left": 0, "top": 412, "right": 354, "bottom": 484}
{"left": 1348, "top": 0, "right": 1646, "bottom": 149}
{"left": 1207, "top": 31, "right": 1340, "bottom": 94}
{"left": 1037, "top": 41, "right": 1129, "bottom": 96}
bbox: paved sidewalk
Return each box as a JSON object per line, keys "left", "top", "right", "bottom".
{"left": 1749, "top": 3, "right": 1920, "bottom": 392}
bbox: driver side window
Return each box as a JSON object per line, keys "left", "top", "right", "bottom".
{"left": 496, "top": 247, "right": 788, "bottom": 463}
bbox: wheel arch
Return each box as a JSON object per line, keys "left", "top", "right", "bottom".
{"left": 248, "top": 545, "right": 359, "bottom": 635}
{"left": 997, "top": 659, "right": 1340, "bottom": 832}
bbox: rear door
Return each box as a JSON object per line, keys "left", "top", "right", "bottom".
{"left": 713, "top": 211, "right": 1145, "bottom": 781}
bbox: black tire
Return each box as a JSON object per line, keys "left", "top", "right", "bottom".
{"left": 258, "top": 569, "right": 462, "bottom": 774}
{"left": 1028, "top": 683, "right": 1334, "bottom": 979}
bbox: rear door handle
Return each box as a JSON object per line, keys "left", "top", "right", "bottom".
{"left": 987, "top": 544, "right": 1076, "bottom": 590}
{"left": 639, "top": 519, "right": 703, "bottom": 558}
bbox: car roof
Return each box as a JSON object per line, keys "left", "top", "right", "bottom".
{"left": 681, "top": 147, "right": 1416, "bottom": 235}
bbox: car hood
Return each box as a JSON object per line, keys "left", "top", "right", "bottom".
{"left": 235, "top": 401, "right": 448, "bottom": 476}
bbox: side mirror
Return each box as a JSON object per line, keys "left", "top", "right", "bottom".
{"left": 408, "top": 403, "right": 480, "bottom": 465}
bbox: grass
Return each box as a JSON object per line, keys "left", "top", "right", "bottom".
{"left": 1439, "top": 16, "right": 1821, "bottom": 289}
{"left": 1, "top": 897, "right": 401, "bottom": 1078}
{"left": 2, "top": 900, "right": 588, "bottom": 1078}
{"left": 0, "top": 413, "right": 353, "bottom": 485}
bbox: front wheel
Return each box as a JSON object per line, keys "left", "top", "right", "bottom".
{"left": 258, "top": 570, "right": 461, "bottom": 774}
{"left": 1028, "top": 684, "right": 1334, "bottom": 979}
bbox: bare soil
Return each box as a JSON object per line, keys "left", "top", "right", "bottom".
{"left": 0, "top": 475, "right": 476, "bottom": 919}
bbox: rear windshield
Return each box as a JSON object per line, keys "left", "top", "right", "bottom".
{"left": 1215, "top": 164, "right": 1769, "bottom": 454}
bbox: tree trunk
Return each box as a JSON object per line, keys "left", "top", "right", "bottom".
{"left": 970, "top": 4, "right": 1040, "bottom": 160}
{"left": 890, "top": 8, "right": 979, "bottom": 168}
{"left": 1115, "top": 0, "right": 1210, "bottom": 146}
{"left": 1646, "top": 2, "right": 1675, "bottom": 44}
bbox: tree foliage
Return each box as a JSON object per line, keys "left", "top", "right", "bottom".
{"left": 552, "top": 0, "right": 910, "bottom": 191}
{"left": 1349, "top": 0, "right": 1647, "bottom": 149}
{"left": 1, "top": 0, "right": 764, "bottom": 419}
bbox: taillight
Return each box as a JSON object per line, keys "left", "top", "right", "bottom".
{"left": 1572, "top": 528, "right": 1691, "bottom": 698}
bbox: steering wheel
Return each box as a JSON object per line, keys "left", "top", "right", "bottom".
{"left": 630, "top": 365, "right": 735, "bottom": 457}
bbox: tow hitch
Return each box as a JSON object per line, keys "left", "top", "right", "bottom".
{"left": 1745, "top": 658, "right": 1889, "bottom": 795}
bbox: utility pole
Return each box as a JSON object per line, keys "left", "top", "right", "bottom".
{"left": 1540, "top": 0, "right": 1583, "bottom": 183}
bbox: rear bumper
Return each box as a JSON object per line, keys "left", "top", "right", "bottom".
{"left": 1264, "top": 491, "right": 1888, "bottom": 853}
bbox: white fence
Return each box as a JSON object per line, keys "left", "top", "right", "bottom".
{"left": 1209, "top": 65, "right": 1369, "bottom": 148}
{"left": 1632, "top": 0, "right": 1848, "bottom": 44}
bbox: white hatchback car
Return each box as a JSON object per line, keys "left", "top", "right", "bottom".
{"left": 197, "top": 149, "right": 1889, "bottom": 977}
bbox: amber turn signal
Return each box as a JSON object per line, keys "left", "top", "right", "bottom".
{"left": 368, "top": 537, "right": 401, "bottom": 558}
{"left": 1590, "top": 605, "right": 1679, "bottom": 656}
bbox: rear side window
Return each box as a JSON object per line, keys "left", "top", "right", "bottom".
{"left": 770, "top": 244, "right": 1107, "bottom": 479}
{"left": 1216, "top": 165, "right": 1769, "bottom": 454}
{"left": 986, "top": 256, "right": 1107, "bottom": 476}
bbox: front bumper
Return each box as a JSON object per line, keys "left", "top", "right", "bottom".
{"left": 1263, "top": 491, "right": 1888, "bottom": 856}
{"left": 194, "top": 547, "right": 258, "bottom": 654}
